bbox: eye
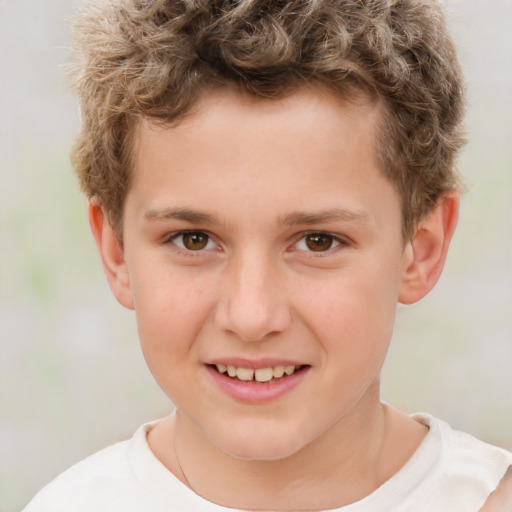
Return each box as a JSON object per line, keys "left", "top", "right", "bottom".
{"left": 294, "top": 232, "right": 344, "bottom": 252}
{"left": 170, "top": 231, "right": 217, "bottom": 251}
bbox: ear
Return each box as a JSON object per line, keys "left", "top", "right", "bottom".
{"left": 88, "top": 199, "right": 135, "bottom": 310}
{"left": 398, "top": 190, "right": 459, "bottom": 305}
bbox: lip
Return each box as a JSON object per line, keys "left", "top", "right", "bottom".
{"left": 205, "top": 363, "right": 311, "bottom": 404}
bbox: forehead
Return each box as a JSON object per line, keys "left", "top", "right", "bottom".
{"left": 127, "top": 85, "right": 399, "bottom": 234}
{"left": 133, "top": 85, "right": 383, "bottom": 176}
{"left": 183, "top": 85, "right": 378, "bottom": 137}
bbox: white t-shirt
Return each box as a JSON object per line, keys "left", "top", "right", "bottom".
{"left": 22, "top": 414, "right": 512, "bottom": 511}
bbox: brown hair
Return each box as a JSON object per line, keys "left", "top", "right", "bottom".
{"left": 70, "top": 0, "right": 465, "bottom": 239}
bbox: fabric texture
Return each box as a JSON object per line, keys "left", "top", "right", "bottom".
{"left": 22, "top": 413, "right": 512, "bottom": 512}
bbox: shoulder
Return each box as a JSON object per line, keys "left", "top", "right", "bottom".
{"left": 414, "top": 414, "right": 512, "bottom": 468}
{"left": 479, "top": 466, "right": 512, "bottom": 512}
{"left": 21, "top": 439, "right": 138, "bottom": 511}
{"left": 436, "top": 415, "right": 512, "bottom": 471}
{"left": 402, "top": 414, "right": 512, "bottom": 511}
{"left": 21, "top": 419, "right": 209, "bottom": 512}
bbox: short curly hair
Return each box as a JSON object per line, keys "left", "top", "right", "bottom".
{"left": 69, "top": 0, "right": 465, "bottom": 239}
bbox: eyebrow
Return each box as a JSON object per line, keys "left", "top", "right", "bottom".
{"left": 144, "top": 207, "right": 220, "bottom": 225}
{"left": 279, "top": 208, "right": 371, "bottom": 226}
{"left": 144, "top": 206, "right": 370, "bottom": 229}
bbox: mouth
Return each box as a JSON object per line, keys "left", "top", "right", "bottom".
{"left": 208, "top": 363, "right": 309, "bottom": 383}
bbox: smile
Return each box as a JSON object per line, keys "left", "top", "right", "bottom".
{"left": 206, "top": 362, "right": 311, "bottom": 403}
{"left": 213, "top": 364, "right": 304, "bottom": 382}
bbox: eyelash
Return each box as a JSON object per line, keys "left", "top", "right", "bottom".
{"left": 165, "top": 230, "right": 218, "bottom": 255}
{"left": 163, "top": 230, "right": 350, "bottom": 256}
{"left": 292, "top": 231, "right": 350, "bottom": 255}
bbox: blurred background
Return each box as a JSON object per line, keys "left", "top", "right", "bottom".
{"left": 1, "top": 0, "right": 511, "bottom": 510}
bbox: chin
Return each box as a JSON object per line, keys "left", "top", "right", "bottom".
{"left": 210, "top": 421, "right": 310, "bottom": 462}
{"left": 224, "top": 442, "right": 302, "bottom": 461}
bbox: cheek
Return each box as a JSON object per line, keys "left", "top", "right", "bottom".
{"left": 304, "top": 263, "right": 399, "bottom": 332}
{"left": 302, "top": 263, "right": 399, "bottom": 369}
{"left": 130, "top": 266, "right": 218, "bottom": 364}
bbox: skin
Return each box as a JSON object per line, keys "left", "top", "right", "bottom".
{"left": 90, "top": 86, "right": 459, "bottom": 510}
{"left": 479, "top": 468, "right": 512, "bottom": 511}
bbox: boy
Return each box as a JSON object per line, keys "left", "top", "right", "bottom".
{"left": 23, "top": 0, "right": 512, "bottom": 510}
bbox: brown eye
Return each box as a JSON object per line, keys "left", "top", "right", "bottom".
{"left": 304, "top": 233, "right": 335, "bottom": 252}
{"left": 176, "top": 232, "right": 211, "bottom": 251}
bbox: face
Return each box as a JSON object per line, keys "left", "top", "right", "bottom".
{"left": 119, "top": 87, "right": 412, "bottom": 460}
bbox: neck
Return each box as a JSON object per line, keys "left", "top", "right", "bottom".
{"left": 150, "top": 388, "right": 427, "bottom": 510}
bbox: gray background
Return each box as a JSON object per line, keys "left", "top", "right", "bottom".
{"left": 1, "top": 1, "right": 511, "bottom": 510}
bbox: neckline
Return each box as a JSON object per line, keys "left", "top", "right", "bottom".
{"left": 129, "top": 412, "right": 442, "bottom": 511}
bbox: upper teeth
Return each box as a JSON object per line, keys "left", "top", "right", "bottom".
{"left": 215, "top": 364, "right": 298, "bottom": 382}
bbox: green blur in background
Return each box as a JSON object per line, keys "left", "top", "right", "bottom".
{"left": 0, "top": 1, "right": 511, "bottom": 511}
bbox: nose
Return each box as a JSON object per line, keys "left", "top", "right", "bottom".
{"left": 214, "top": 251, "right": 292, "bottom": 342}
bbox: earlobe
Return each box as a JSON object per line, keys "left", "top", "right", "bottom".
{"left": 88, "top": 200, "right": 135, "bottom": 310}
{"left": 398, "top": 190, "right": 459, "bottom": 305}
